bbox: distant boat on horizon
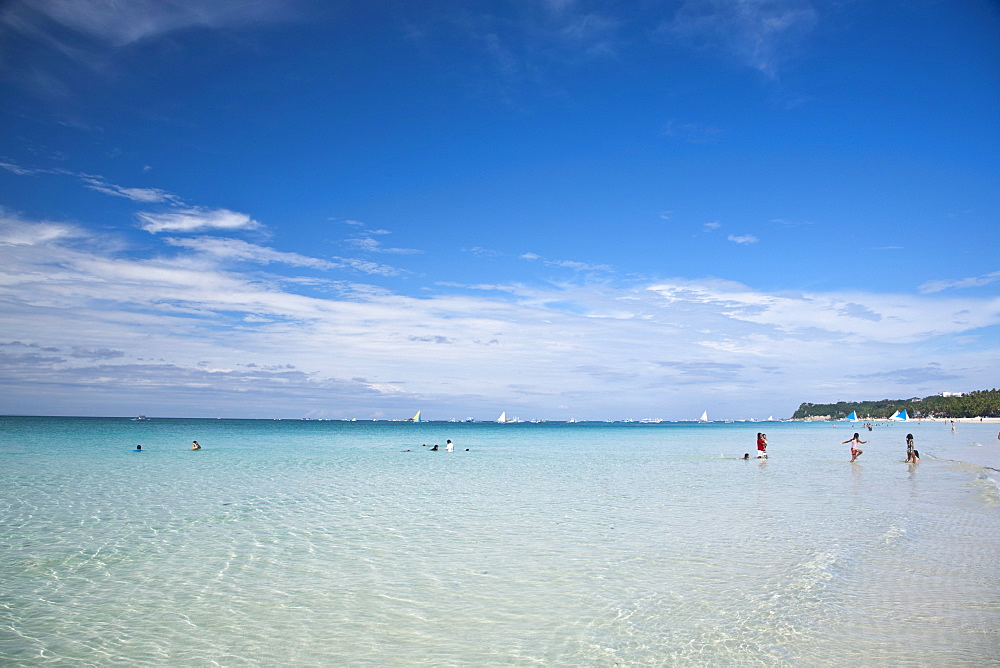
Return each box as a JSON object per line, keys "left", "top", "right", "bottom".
{"left": 406, "top": 410, "right": 421, "bottom": 422}
{"left": 699, "top": 410, "right": 709, "bottom": 422}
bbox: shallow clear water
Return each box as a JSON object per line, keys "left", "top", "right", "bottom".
{"left": 1, "top": 417, "right": 998, "bottom": 665}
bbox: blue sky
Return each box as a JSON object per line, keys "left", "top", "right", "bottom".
{"left": 1, "top": 0, "right": 998, "bottom": 420}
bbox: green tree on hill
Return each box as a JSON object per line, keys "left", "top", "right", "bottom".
{"left": 791, "top": 389, "right": 1000, "bottom": 419}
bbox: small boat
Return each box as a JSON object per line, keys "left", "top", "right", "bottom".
{"left": 699, "top": 411, "right": 709, "bottom": 422}
{"left": 131, "top": 415, "right": 148, "bottom": 421}
{"left": 406, "top": 410, "right": 421, "bottom": 422}
{"left": 844, "top": 411, "right": 857, "bottom": 421}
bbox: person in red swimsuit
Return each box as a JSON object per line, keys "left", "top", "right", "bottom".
{"left": 756, "top": 433, "right": 767, "bottom": 459}
{"left": 842, "top": 433, "right": 867, "bottom": 462}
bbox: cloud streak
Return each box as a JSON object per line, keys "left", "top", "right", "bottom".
{"left": 661, "top": 0, "right": 819, "bottom": 77}
{"left": 137, "top": 207, "right": 261, "bottom": 234}
{"left": 1, "top": 0, "right": 297, "bottom": 48}
{"left": 919, "top": 271, "right": 1000, "bottom": 294}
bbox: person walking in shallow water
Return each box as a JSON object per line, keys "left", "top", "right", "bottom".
{"left": 905, "top": 433, "right": 918, "bottom": 463}
{"left": 842, "top": 433, "right": 867, "bottom": 462}
{"left": 756, "top": 433, "right": 767, "bottom": 458}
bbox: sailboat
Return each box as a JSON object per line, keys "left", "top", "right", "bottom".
{"left": 889, "top": 409, "right": 909, "bottom": 421}
{"left": 767, "top": 415, "right": 774, "bottom": 422}
{"left": 844, "top": 411, "right": 857, "bottom": 421}
{"left": 699, "top": 411, "right": 709, "bottom": 422}
{"left": 406, "top": 410, "right": 421, "bottom": 422}
{"left": 497, "top": 411, "right": 507, "bottom": 423}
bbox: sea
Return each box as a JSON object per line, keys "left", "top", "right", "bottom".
{"left": 1, "top": 416, "right": 998, "bottom": 666}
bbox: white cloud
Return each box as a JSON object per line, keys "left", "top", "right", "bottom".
{"left": 0, "top": 209, "right": 85, "bottom": 245}
{"left": 81, "top": 176, "right": 180, "bottom": 204}
{"left": 0, "top": 160, "right": 40, "bottom": 176}
{"left": 163, "top": 236, "right": 401, "bottom": 276}
{"left": 919, "top": 271, "right": 1000, "bottom": 294}
{"left": 137, "top": 207, "right": 261, "bottom": 234}
{"left": 0, "top": 220, "right": 997, "bottom": 419}
{"left": 346, "top": 233, "right": 422, "bottom": 255}
{"left": 520, "top": 251, "right": 613, "bottom": 272}
{"left": 727, "top": 234, "right": 758, "bottom": 244}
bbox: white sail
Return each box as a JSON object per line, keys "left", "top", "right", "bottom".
{"left": 497, "top": 411, "right": 507, "bottom": 423}
{"left": 699, "top": 410, "right": 709, "bottom": 422}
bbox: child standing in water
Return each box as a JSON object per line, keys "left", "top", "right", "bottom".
{"left": 905, "top": 433, "right": 918, "bottom": 462}
{"left": 756, "top": 433, "right": 768, "bottom": 459}
{"left": 842, "top": 433, "right": 867, "bottom": 462}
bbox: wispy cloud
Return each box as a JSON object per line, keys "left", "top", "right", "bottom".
{"left": 163, "top": 236, "right": 401, "bottom": 276}
{"left": 661, "top": 0, "right": 819, "bottom": 77}
{"left": 727, "top": 234, "right": 758, "bottom": 245}
{"left": 0, "top": 159, "right": 40, "bottom": 176}
{"left": 919, "top": 271, "right": 1000, "bottom": 294}
{"left": 849, "top": 364, "right": 960, "bottom": 385}
{"left": 2, "top": 158, "right": 184, "bottom": 205}
{"left": 663, "top": 120, "right": 724, "bottom": 144}
{"left": 521, "top": 252, "right": 613, "bottom": 272}
{"left": 0, "top": 209, "right": 85, "bottom": 245}
{"left": 81, "top": 176, "right": 181, "bottom": 204}
{"left": 1, "top": 0, "right": 297, "bottom": 49}
{"left": 137, "top": 207, "right": 261, "bottom": 234}
{"left": 346, "top": 232, "right": 422, "bottom": 255}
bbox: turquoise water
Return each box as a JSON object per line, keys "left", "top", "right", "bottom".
{"left": 2, "top": 417, "right": 998, "bottom": 665}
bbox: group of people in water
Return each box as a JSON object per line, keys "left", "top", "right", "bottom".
{"left": 134, "top": 440, "right": 201, "bottom": 451}
{"left": 742, "top": 433, "right": 769, "bottom": 459}
{"left": 742, "top": 432, "right": 922, "bottom": 463}
{"left": 841, "top": 432, "right": 919, "bottom": 463}
{"left": 403, "top": 439, "right": 469, "bottom": 452}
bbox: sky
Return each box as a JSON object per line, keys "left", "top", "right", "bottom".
{"left": 0, "top": 0, "right": 998, "bottom": 420}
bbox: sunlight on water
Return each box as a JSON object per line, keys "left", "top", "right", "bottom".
{"left": 1, "top": 418, "right": 998, "bottom": 665}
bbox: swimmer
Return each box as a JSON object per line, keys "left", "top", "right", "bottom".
{"left": 135, "top": 444, "right": 142, "bottom": 451}
{"left": 430, "top": 444, "right": 438, "bottom": 451}
{"left": 743, "top": 453, "right": 750, "bottom": 460}
{"left": 842, "top": 433, "right": 867, "bottom": 462}
{"left": 191, "top": 440, "right": 201, "bottom": 450}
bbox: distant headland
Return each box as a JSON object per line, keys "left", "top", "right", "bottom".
{"left": 793, "top": 389, "right": 1000, "bottom": 421}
